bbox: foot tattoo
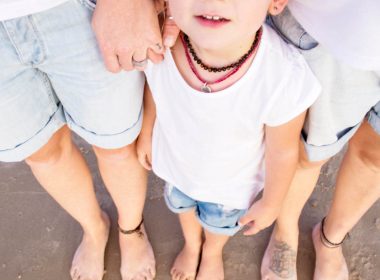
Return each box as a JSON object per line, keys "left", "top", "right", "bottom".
{"left": 269, "top": 241, "right": 297, "bottom": 278}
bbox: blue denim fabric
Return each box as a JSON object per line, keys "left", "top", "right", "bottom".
{"left": 368, "top": 101, "right": 380, "bottom": 135}
{"left": 0, "top": 0, "right": 144, "bottom": 162}
{"left": 164, "top": 184, "right": 246, "bottom": 236}
{"left": 267, "top": 8, "right": 380, "bottom": 161}
{"left": 266, "top": 9, "right": 318, "bottom": 51}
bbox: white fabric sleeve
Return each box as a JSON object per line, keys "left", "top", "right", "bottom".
{"left": 263, "top": 57, "right": 321, "bottom": 127}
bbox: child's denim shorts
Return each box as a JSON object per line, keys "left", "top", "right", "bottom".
{"left": 0, "top": 0, "right": 144, "bottom": 162}
{"left": 368, "top": 101, "right": 380, "bottom": 135}
{"left": 164, "top": 184, "right": 246, "bottom": 236}
{"left": 267, "top": 9, "right": 380, "bottom": 161}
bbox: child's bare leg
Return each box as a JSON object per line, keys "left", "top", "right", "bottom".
{"left": 171, "top": 210, "right": 203, "bottom": 280}
{"left": 196, "top": 230, "right": 229, "bottom": 280}
{"left": 262, "top": 141, "right": 327, "bottom": 280}
{"left": 313, "top": 120, "right": 380, "bottom": 280}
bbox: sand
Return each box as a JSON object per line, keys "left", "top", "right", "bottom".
{"left": 0, "top": 135, "right": 379, "bottom": 280}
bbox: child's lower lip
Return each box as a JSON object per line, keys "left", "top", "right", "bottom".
{"left": 195, "top": 16, "right": 230, "bottom": 28}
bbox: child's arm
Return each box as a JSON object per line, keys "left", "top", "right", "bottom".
{"left": 239, "top": 111, "right": 306, "bottom": 235}
{"left": 136, "top": 84, "right": 156, "bottom": 170}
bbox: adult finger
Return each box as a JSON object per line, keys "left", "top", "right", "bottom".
{"left": 147, "top": 48, "right": 164, "bottom": 64}
{"left": 116, "top": 48, "right": 135, "bottom": 71}
{"left": 150, "top": 41, "right": 165, "bottom": 55}
{"left": 137, "top": 150, "right": 148, "bottom": 169}
{"left": 147, "top": 151, "right": 152, "bottom": 169}
{"left": 145, "top": 154, "right": 152, "bottom": 170}
{"left": 162, "top": 6, "right": 180, "bottom": 48}
{"left": 120, "top": 48, "right": 147, "bottom": 71}
{"left": 132, "top": 49, "right": 149, "bottom": 71}
{"left": 140, "top": 154, "right": 152, "bottom": 170}
{"left": 154, "top": 0, "right": 165, "bottom": 14}
{"left": 99, "top": 42, "right": 122, "bottom": 73}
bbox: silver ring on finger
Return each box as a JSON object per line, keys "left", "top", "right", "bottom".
{"left": 132, "top": 57, "right": 148, "bottom": 68}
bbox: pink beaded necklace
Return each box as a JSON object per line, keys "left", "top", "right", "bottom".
{"left": 181, "top": 27, "right": 262, "bottom": 93}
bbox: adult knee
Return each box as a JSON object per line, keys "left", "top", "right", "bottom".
{"left": 355, "top": 148, "right": 380, "bottom": 171}
{"left": 348, "top": 120, "right": 380, "bottom": 172}
{"left": 93, "top": 142, "right": 136, "bottom": 163}
{"left": 25, "top": 126, "right": 72, "bottom": 167}
{"left": 349, "top": 138, "right": 380, "bottom": 172}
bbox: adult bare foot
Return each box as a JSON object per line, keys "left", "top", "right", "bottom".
{"left": 119, "top": 223, "right": 156, "bottom": 280}
{"left": 70, "top": 211, "right": 110, "bottom": 280}
{"left": 312, "top": 222, "right": 349, "bottom": 280}
{"left": 196, "top": 243, "right": 224, "bottom": 280}
{"left": 170, "top": 242, "right": 202, "bottom": 280}
{"left": 261, "top": 226, "right": 297, "bottom": 280}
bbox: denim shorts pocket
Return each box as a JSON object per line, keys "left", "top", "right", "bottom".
{"left": 78, "top": 0, "right": 96, "bottom": 11}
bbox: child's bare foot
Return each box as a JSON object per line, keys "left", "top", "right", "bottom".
{"left": 312, "top": 222, "right": 349, "bottom": 280}
{"left": 70, "top": 211, "right": 110, "bottom": 280}
{"left": 196, "top": 243, "right": 224, "bottom": 280}
{"left": 171, "top": 242, "right": 202, "bottom": 280}
{"left": 261, "top": 225, "right": 297, "bottom": 280}
{"left": 119, "top": 223, "right": 156, "bottom": 280}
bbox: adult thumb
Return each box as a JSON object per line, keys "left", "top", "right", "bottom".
{"left": 162, "top": 7, "right": 180, "bottom": 48}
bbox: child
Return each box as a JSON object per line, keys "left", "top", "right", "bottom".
{"left": 138, "top": 0, "right": 321, "bottom": 279}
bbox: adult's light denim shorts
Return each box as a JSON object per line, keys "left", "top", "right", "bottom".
{"left": 267, "top": 9, "right": 380, "bottom": 161}
{"left": 0, "top": 0, "right": 145, "bottom": 162}
{"left": 164, "top": 184, "right": 246, "bottom": 236}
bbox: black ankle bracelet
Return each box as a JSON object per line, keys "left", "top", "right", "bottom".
{"left": 320, "top": 217, "right": 348, "bottom": 248}
{"left": 118, "top": 217, "right": 144, "bottom": 238}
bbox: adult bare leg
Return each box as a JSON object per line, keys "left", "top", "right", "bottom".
{"left": 25, "top": 126, "right": 109, "bottom": 280}
{"left": 262, "top": 141, "right": 327, "bottom": 280}
{"left": 313, "top": 120, "right": 380, "bottom": 280}
{"left": 93, "top": 142, "right": 155, "bottom": 280}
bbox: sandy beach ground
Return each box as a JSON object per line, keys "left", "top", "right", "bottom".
{"left": 0, "top": 135, "right": 379, "bottom": 280}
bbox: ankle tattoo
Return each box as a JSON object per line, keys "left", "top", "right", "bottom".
{"left": 269, "top": 241, "right": 297, "bottom": 278}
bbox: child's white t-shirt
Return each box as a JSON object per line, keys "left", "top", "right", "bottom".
{"left": 288, "top": 0, "right": 380, "bottom": 71}
{"left": 0, "top": 0, "right": 68, "bottom": 20}
{"left": 145, "top": 25, "right": 321, "bottom": 209}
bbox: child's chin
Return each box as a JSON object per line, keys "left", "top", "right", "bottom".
{"left": 189, "top": 35, "right": 229, "bottom": 51}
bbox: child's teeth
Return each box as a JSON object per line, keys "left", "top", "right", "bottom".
{"left": 203, "top": 15, "right": 223, "bottom": 21}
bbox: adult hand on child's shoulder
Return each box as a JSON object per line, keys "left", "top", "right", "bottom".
{"left": 239, "top": 199, "right": 280, "bottom": 236}
{"left": 136, "top": 134, "right": 153, "bottom": 171}
{"left": 92, "top": 0, "right": 165, "bottom": 72}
